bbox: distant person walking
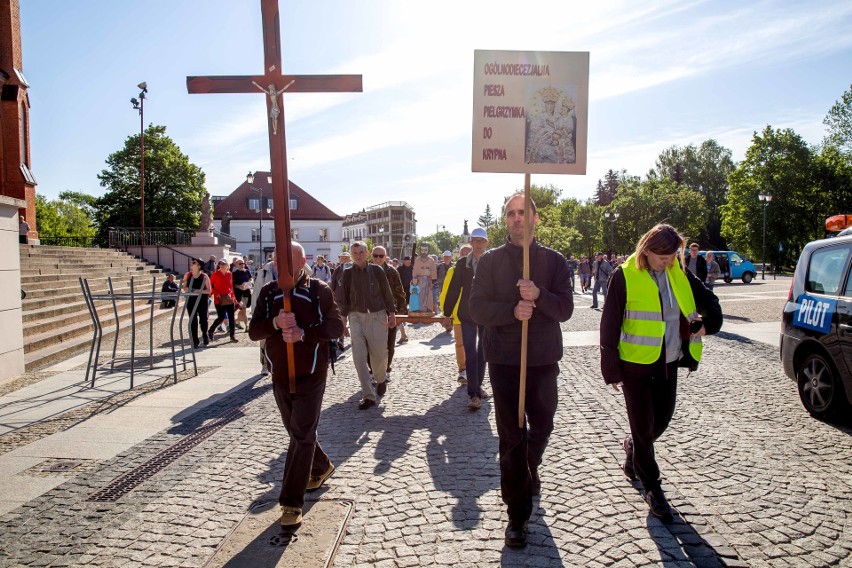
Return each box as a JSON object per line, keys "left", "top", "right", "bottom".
{"left": 600, "top": 224, "right": 722, "bottom": 523}
{"left": 590, "top": 251, "right": 613, "bottom": 309}
{"left": 19, "top": 216, "right": 29, "bottom": 244}
{"left": 209, "top": 258, "right": 239, "bottom": 343}
{"left": 182, "top": 258, "right": 212, "bottom": 349}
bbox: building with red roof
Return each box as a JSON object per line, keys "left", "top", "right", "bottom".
{"left": 212, "top": 171, "right": 343, "bottom": 264}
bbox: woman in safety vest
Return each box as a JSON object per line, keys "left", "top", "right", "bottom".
{"left": 600, "top": 224, "right": 722, "bottom": 522}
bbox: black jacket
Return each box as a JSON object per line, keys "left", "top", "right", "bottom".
{"left": 468, "top": 238, "right": 574, "bottom": 366}
{"left": 599, "top": 265, "right": 723, "bottom": 385}
{"left": 684, "top": 254, "right": 708, "bottom": 282}
{"left": 249, "top": 273, "right": 344, "bottom": 380}
{"left": 442, "top": 254, "right": 475, "bottom": 323}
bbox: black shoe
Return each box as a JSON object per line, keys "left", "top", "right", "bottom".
{"left": 207, "top": 330, "right": 215, "bottom": 342}
{"left": 623, "top": 436, "right": 637, "bottom": 481}
{"left": 358, "top": 398, "right": 375, "bottom": 410}
{"left": 645, "top": 487, "right": 673, "bottom": 523}
{"left": 376, "top": 381, "right": 387, "bottom": 397}
{"left": 530, "top": 468, "right": 541, "bottom": 497}
{"left": 504, "top": 519, "right": 528, "bottom": 548}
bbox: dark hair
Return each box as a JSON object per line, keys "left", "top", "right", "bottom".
{"left": 634, "top": 224, "right": 685, "bottom": 271}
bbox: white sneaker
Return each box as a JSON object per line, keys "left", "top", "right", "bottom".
{"left": 457, "top": 369, "right": 467, "bottom": 384}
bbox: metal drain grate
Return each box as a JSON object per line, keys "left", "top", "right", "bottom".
{"left": 88, "top": 406, "right": 245, "bottom": 502}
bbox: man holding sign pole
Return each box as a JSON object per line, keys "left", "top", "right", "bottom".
{"left": 469, "top": 192, "right": 573, "bottom": 548}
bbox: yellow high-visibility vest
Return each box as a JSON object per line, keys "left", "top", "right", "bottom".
{"left": 619, "top": 253, "right": 702, "bottom": 364}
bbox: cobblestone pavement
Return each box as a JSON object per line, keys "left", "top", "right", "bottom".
{"left": 1, "top": 277, "right": 851, "bottom": 567}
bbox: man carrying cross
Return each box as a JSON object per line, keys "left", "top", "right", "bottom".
{"left": 188, "top": 0, "right": 361, "bottom": 528}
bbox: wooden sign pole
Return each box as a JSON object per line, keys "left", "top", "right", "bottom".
{"left": 518, "top": 172, "right": 531, "bottom": 428}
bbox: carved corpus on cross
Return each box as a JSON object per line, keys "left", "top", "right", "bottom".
{"left": 187, "top": 0, "right": 362, "bottom": 390}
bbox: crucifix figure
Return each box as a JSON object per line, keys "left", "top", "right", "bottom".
{"left": 187, "top": 0, "right": 362, "bottom": 390}
{"left": 252, "top": 79, "right": 295, "bottom": 134}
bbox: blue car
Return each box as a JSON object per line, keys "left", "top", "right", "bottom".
{"left": 701, "top": 250, "right": 758, "bottom": 284}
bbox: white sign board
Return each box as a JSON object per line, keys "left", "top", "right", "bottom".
{"left": 472, "top": 50, "right": 589, "bottom": 175}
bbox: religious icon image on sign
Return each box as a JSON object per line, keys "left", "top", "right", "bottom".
{"left": 524, "top": 85, "right": 578, "bottom": 164}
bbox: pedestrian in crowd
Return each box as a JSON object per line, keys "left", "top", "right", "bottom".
{"left": 208, "top": 258, "right": 239, "bottom": 343}
{"left": 578, "top": 256, "right": 591, "bottom": 292}
{"left": 367, "top": 246, "right": 407, "bottom": 384}
{"left": 566, "top": 254, "right": 577, "bottom": 293}
{"left": 251, "top": 248, "right": 278, "bottom": 376}
{"left": 330, "top": 250, "right": 352, "bottom": 352}
{"left": 182, "top": 258, "right": 212, "bottom": 349}
{"left": 440, "top": 243, "right": 471, "bottom": 387}
{"left": 705, "top": 251, "right": 722, "bottom": 291}
{"left": 591, "top": 251, "right": 613, "bottom": 309}
{"left": 312, "top": 255, "right": 332, "bottom": 284}
{"left": 397, "top": 255, "right": 413, "bottom": 343}
{"left": 248, "top": 241, "right": 343, "bottom": 529}
{"left": 391, "top": 258, "right": 399, "bottom": 269}
{"left": 203, "top": 255, "right": 217, "bottom": 277}
{"left": 684, "top": 242, "right": 708, "bottom": 283}
{"left": 160, "top": 273, "right": 179, "bottom": 308}
{"left": 335, "top": 241, "right": 396, "bottom": 410}
{"left": 600, "top": 224, "right": 722, "bottom": 523}
{"left": 609, "top": 253, "right": 618, "bottom": 268}
{"left": 436, "top": 251, "right": 454, "bottom": 316}
{"left": 19, "top": 216, "right": 29, "bottom": 244}
{"left": 446, "top": 226, "right": 498, "bottom": 410}
{"left": 232, "top": 258, "right": 253, "bottom": 330}
{"left": 469, "top": 193, "right": 574, "bottom": 548}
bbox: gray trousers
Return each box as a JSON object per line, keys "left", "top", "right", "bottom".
{"left": 349, "top": 311, "right": 389, "bottom": 401}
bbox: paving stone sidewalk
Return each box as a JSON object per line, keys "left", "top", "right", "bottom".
{"left": 1, "top": 279, "right": 850, "bottom": 567}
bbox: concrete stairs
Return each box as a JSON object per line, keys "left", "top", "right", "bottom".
{"left": 19, "top": 245, "right": 171, "bottom": 370}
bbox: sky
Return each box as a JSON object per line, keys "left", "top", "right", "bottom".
{"left": 19, "top": 0, "right": 852, "bottom": 237}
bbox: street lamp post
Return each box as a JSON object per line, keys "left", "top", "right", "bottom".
{"left": 247, "top": 172, "right": 273, "bottom": 264}
{"left": 130, "top": 82, "right": 147, "bottom": 245}
{"left": 604, "top": 210, "right": 620, "bottom": 254}
{"left": 758, "top": 193, "right": 772, "bottom": 280}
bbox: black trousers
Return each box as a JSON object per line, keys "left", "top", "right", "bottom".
{"left": 186, "top": 297, "right": 209, "bottom": 347}
{"left": 210, "top": 303, "right": 236, "bottom": 338}
{"left": 621, "top": 362, "right": 679, "bottom": 492}
{"left": 272, "top": 373, "right": 332, "bottom": 509}
{"left": 489, "top": 362, "right": 559, "bottom": 522}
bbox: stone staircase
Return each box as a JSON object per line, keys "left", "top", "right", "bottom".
{"left": 20, "top": 245, "right": 170, "bottom": 371}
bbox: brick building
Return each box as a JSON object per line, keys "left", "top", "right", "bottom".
{"left": 0, "top": 0, "right": 37, "bottom": 241}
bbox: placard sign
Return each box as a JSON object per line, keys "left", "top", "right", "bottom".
{"left": 472, "top": 50, "right": 589, "bottom": 175}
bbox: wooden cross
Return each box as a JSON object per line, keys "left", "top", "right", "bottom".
{"left": 187, "top": 0, "right": 362, "bottom": 390}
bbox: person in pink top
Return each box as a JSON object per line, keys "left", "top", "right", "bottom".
{"left": 208, "top": 258, "right": 239, "bottom": 343}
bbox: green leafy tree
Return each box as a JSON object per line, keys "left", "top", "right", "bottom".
{"left": 430, "top": 229, "right": 460, "bottom": 254}
{"left": 823, "top": 83, "right": 852, "bottom": 155}
{"left": 559, "top": 197, "right": 603, "bottom": 257}
{"left": 535, "top": 204, "right": 580, "bottom": 256}
{"left": 478, "top": 204, "right": 495, "bottom": 229}
{"left": 652, "top": 140, "right": 735, "bottom": 248}
{"left": 35, "top": 194, "right": 98, "bottom": 244}
{"left": 96, "top": 124, "right": 206, "bottom": 233}
{"left": 609, "top": 177, "right": 706, "bottom": 254}
{"left": 722, "top": 126, "right": 818, "bottom": 267}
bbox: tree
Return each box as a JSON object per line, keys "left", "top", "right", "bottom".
{"left": 721, "top": 126, "right": 818, "bottom": 267}
{"left": 652, "top": 140, "right": 735, "bottom": 248}
{"left": 429, "top": 229, "right": 460, "bottom": 254}
{"left": 823, "top": 83, "right": 852, "bottom": 155}
{"left": 559, "top": 197, "right": 603, "bottom": 257}
{"left": 609, "top": 178, "right": 706, "bottom": 254}
{"left": 96, "top": 124, "right": 206, "bottom": 233}
{"left": 35, "top": 194, "right": 98, "bottom": 245}
{"left": 535, "top": 204, "right": 580, "bottom": 256}
{"left": 478, "top": 204, "right": 495, "bottom": 229}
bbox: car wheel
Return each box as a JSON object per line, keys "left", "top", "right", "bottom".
{"left": 742, "top": 272, "right": 754, "bottom": 283}
{"left": 796, "top": 352, "right": 847, "bottom": 420}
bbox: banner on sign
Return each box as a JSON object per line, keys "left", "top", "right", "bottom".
{"left": 472, "top": 50, "right": 589, "bottom": 175}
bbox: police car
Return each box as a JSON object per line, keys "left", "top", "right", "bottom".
{"left": 781, "top": 234, "right": 852, "bottom": 420}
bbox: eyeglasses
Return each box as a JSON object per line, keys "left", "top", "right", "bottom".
{"left": 372, "top": 254, "right": 385, "bottom": 258}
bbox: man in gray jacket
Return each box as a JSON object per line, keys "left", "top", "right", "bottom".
{"left": 591, "top": 251, "right": 613, "bottom": 309}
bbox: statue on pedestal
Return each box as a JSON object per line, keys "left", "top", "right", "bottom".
{"left": 200, "top": 193, "right": 213, "bottom": 233}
